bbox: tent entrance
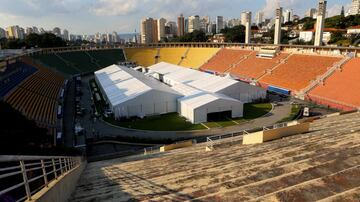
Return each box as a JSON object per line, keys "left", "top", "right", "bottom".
{"left": 207, "top": 111, "right": 232, "bottom": 122}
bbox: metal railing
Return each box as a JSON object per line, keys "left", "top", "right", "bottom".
{"left": 144, "top": 145, "right": 163, "bottom": 155}
{"left": 206, "top": 121, "right": 299, "bottom": 151}
{"left": 0, "top": 156, "right": 82, "bottom": 201}
{"left": 206, "top": 130, "right": 249, "bottom": 151}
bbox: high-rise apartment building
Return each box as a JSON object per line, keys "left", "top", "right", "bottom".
{"left": 306, "top": 8, "right": 317, "bottom": 18}
{"left": 166, "top": 21, "right": 177, "bottom": 36}
{"left": 63, "top": 29, "right": 69, "bottom": 41}
{"left": 188, "top": 15, "right": 200, "bottom": 33}
{"left": 141, "top": 18, "right": 158, "bottom": 44}
{"left": 283, "top": 9, "right": 293, "bottom": 23}
{"left": 177, "top": 14, "right": 185, "bottom": 37}
{"left": 350, "top": 0, "right": 360, "bottom": 15}
{"left": 256, "top": 12, "right": 264, "bottom": 26}
{"left": 0, "top": 28, "right": 6, "bottom": 39}
{"left": 157, "top": 18, "right": 166, "bottom": 41}
{"left": 6, "top": 26, "right": 24, "bottom": 39}
{"left": 216, "top": 16, "right": 224, "bottom": 33}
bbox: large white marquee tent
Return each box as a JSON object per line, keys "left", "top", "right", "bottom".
{"left": 95, "top": 65, "right": 182, "bottom": 119}
{"left": 95, "top": 63, "right": 267, "bottom": 124}
{"left": 147, "top": 62, "right": 266, "bottom": 103}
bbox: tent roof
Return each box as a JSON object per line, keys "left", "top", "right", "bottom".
{"left": 148, "top": 62, "right": 238, "bottom": 93}
{"left": 95, "top": 65, "right": 181, "bottom": 106}
{"left": 178, "top": 92, "right": 242, "bottom": 110}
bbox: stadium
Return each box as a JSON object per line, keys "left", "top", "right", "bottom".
{"left": 1, "top": 42, "right": 360, "bottom": 201}
{"left": 1, "top": 0, "right": 360, "bottom": 201}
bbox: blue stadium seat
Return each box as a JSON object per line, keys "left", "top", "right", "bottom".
{"left": 0, "top": 62, "right": 37, "bottom": 98}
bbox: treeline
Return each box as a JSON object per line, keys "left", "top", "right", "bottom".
{"left": 0, "top": 33, "right": 66, "bottom": 49}
{"left": 325, "top": 14, "right": 360, "bottom": 29}
{"left": 170, "top": 30, "right": 208, "bottom": 42}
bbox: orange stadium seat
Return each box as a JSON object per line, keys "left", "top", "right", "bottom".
{"left": 308, "top": 58, "right": 360, "bottom": 110}
{"left": 229, "top": 52, "right": 290, "bottom": 79}
{"left": 259, "top": 54, "right": 342, "bottom": 92}
{"left": 200, "top": 49, "right": 253, "bottom": 73}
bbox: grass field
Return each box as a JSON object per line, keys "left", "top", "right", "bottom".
{"left": 107, "top": 103, "right": 273, "bottom": 131}
{"left": 105, "top": 113, "right": 206, "bottom": 131}
{"left": 203, "top": 103, "right": 273, "bottom": 128}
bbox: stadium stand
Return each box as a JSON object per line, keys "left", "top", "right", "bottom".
{"left": 31, "top": 49, "right": 125, "bottom": 76}
{"left": 158, "top": 48, "right": 187, "bottom": 65}
{"left": 4, "top": 60, "right": 65, "bottom": 129}
{"left": 31, "top": 53, "right": 81, "bottom": 75}
{"left": 0, "top": 61, "right": 37, "bottom": 97}
{"left": 59, "top": 51, "right": 99, "bottom": 73}
{"left": 70, "top": 111, "right": 360, "bottom": 201}
{"left": 180, "top": 48, "right": 220, "bottom": 69}
{"left": 87, "top": 49, "right": 125, "bottom": 67}
{"left": 259, "top": 54, "right": 342, "bottom": 92}
{"left": 229, "top": 52, "right": 290, "bottom": 80}
{"left": 307, "top": 58, "right": 360, "bottom": 111}
{"left": 124, "top": 48, "right": 158, "bottom": 67}
{"left": 200, "top": 48, "right": 253, "bottom": 73}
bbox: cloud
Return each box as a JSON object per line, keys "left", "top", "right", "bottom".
{"left": 262, "top": 0, "right": 304, "bottom": 17}
{"left": 91, "top": 0, "right": 142, "bottom": 16}
{"left": 0, "top": 0, "right": 88, "bottom": 17}
{"left": 327, "top": 3, "right": 352, "bottom": 17}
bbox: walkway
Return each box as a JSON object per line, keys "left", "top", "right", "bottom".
{"left": 79, "top": 75, "right": 291, "bottom": 141}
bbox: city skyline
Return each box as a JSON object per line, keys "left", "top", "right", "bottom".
{"left": 0, "top": 0, "right": 353, "bottom": 35}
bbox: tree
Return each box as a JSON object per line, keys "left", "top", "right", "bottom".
{"left": 25, "top": 33, "right": 41, "bottom": 48}
{"left": 220, "top": 25, "right": 246, "bottom": 43}
{"left": 328, "top": 31, "right": 347, "bottom": 44}
{"left": 172, "top": 30, "right": 207, "bottom": 42}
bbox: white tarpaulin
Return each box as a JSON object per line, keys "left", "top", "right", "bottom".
{"left": 95, "top": 65, "right": 182, "bottom": 119}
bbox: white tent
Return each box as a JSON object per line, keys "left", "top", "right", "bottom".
{"left": 147, "top": 62, "right": 266, "bottom": 103}
{"left": 95, "top": 65, "right": 182, "bottom": 119}
{"left": 178, "top": 92, "right": 243, "bottom": 124}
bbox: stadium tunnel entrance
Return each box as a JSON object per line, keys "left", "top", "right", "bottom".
{"left": 207, "top": 110, "right": 232, "bottom": 122}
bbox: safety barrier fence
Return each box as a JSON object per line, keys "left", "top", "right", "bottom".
{"left": 206, "top": 130, "right": 250, "bottom": 151}
{"left": 0, "top": 155, "right": 82, "bottom": 201}
{"left": 206, "top": 121, "right": 298, "bottom": 151}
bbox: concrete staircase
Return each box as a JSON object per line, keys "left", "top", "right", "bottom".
{"left": 256, "top": 53, "right": 293, "bottom": 81}
{"left": 297, "top": 54, "right": 355, "bottom": 99}
{"left": 70, "top": 112, "right": 360, "bottom": 202}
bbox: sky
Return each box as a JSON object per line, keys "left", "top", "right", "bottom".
{"left": 0, "top": 0, "right": 352, "bottom": 35}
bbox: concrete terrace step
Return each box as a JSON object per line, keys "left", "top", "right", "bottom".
{"left": 70, "top": 112, "right": 360, "bottom": 201}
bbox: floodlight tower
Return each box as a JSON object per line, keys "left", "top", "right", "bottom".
{"left": 314, "top": 0, "right": 327, "bottom": 46}
{"left": 245, "top": 12, "right": 252, "bottom": 44}
{"left": 274, "top": 7, "right": 283, "bottom": 45}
